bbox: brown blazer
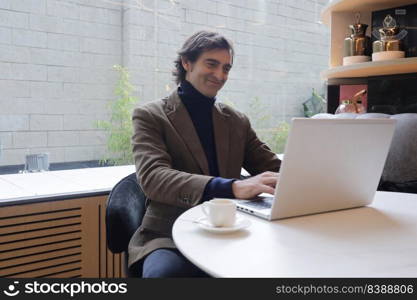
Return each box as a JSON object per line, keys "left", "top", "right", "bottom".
{"left": 127, "top": 90, "right": 281, "bottom": 268}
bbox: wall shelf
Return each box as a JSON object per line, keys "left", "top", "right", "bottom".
{"left": 321, "top": 57, "right": 417, "bottom": 79}
{"left": 321, "top": 0, "right": 417, "bottom": 25}
{"left": 321, "top": 0, "right": 417, "bottom": 113}
{"left": 321, "top": 0, "right": 417, "bottom": 72}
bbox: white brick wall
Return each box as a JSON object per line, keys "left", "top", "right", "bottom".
{"left": 11, "top": 63, "right": 47, "bottom": 81}
{"left": 1, "top": 149, "right": 29, "bottom": 166}
{"left": 185, "top": 9, "right": 208, "bottom": 25}
{"left": 78, "top": 131, "right": 107, "bottom": 146}
{"left": 80, "top": 5, "right": 108, "bottom": 23}
{"left": 0, "top": 10, "right": 30, "bottom": 29}
{"left": 0, "top": 1, "right": 11, "bottom": 10}
{"left": 47, "top": 66, "right": 79, "bottom": 83}
{"left": 30, "top": 115, "right": 63, "bottom": 131}
{"left": 0, "top": 0, "right": 329, "bottom": 167}
{"left": 63, "top": 115, "right": 97, "bottom": 131}
{"left": 13, "top": 29, "right": 47, "bottom": 48}
{"left": 0, "top": 98, "right": 44, "bottom": 114}
{"left": 29, "top": 15, "right": 61, "bottom": 33}
{"left": 43, "top": 100, "right": 80, "bottom": 114}
{"left": 0, "top": 115, "right": 29, "bottom": 131}
{"left": 0, "top": 132, "right": 12, "bottom": 148}
{"left": 47, "top": 33, "right": 80, "bottom": 52}
{"left": 11, "top": 0, "right": 47, "bottom": 15}
{"left": 48, "top": 131, "right": 79, "bottom": 147}
{"left": 0, "top": 80, "right": 31, "bottom": 97}
{"left": 47, "top": 0, "right": 79, "bottom": 20}
{"left": 30, "top": 146, "right": 65, "bottom": 163}
{"left": 0, "top": 27, "right": 11, "bottom": 44}
{"left": 14, "top": 132, "right": 47, "bottom": 148}
{"left": 64, "top": 145, "right": 97, "bottom": 161}
{"left": 30, "top": 81, "right": 64, "bottom": 99}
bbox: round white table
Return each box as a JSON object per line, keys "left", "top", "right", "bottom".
{"left": 172, "top": 191, "right": 417, "bottom": 277}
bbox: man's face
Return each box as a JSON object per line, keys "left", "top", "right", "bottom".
{"left": 182, "top": 48, "right": 232, "bottom": 98}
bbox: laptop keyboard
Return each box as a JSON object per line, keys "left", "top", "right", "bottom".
{"left": 241, "top": 196, "right": 274, "bottom": 210}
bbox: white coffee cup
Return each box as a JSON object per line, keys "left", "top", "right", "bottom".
{"left": 202, "top": 198, "right": 236, "bottom": 227}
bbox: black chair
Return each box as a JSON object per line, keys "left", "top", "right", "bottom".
{"left": 106, "top": 172, "right": 147, "bottom": 277}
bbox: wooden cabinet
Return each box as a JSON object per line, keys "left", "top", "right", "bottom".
{"left": 0, "top": 195, "right": 125, "bottom": 278}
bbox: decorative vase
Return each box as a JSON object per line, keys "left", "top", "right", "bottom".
{"left": 343, "top": 13, "right": 371, "bottom": 66}
{"left": 372, "top": 14, "right": 407, "bottom": 61}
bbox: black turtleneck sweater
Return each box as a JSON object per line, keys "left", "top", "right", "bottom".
{"left": 178, "top": 80, "right": 235, "bottom": 201}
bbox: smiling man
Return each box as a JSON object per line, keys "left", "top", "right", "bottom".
{"left": 128, "top": 31, "right": 281, "bottom": 277}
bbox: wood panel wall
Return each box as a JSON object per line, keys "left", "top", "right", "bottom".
{"left": 0, "top": 195, "right": 125, "bottom": 278}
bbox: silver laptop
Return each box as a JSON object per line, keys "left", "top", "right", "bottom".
{"left": 236, "top": 118, "right": 396, "bottom": 220}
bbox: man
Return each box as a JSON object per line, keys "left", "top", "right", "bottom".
{"left": 128, "top": 30, "right": 281, "bottom": 277}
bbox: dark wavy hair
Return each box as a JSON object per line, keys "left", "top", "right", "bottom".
{"left": 173, "top": 30, "right": 234, "bottom": 85}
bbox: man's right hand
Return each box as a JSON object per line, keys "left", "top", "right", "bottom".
{"left": 232, "top": 171, "right": 279, "bottom": 199}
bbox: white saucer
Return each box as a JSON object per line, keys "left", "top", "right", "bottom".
{"left": 196, "top": 216, "right": 251, "bottom": 233}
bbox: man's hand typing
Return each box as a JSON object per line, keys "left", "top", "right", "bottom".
{"left": 232, "top": 171, "right": 279, "bottom": 199}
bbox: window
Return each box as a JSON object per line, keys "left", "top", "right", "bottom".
{"left": 0, "top": 0, "right": 329, "bottom": 174}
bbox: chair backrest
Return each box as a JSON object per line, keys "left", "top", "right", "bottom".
{"left": 380, "top": 114, "right": 417, "bottom": 183}
{"left": 106, "top": 172, "right": 147, "bottom": 253}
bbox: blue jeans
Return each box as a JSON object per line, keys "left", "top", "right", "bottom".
{"left": 140, "top": 248, "right": 209, "bottom": 278}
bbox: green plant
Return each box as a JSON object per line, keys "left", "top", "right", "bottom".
{"left": 302, "top": 88, "right": 327, "bottom": 117}
{"left": 256, "top": 122, "right": 290, "bottom": 154}
{"left": 96, "top": 65, "right": 139, "bottom": 165}
{"left": 243, "top": 97, "right": 290, "bottom": 154}
{"left": 247, "top": 97, "right": 271, "bottom": 129}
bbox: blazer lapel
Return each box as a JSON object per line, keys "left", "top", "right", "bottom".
{"left": 213, "top": 103, "right": 230, "bottom": 178}
{"left": 165, "top": 91, "right": 210, "bottom": 175}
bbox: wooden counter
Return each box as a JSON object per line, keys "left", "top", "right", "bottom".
{"left": 0, "top": 165, "right": 135, "bottom": 278}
